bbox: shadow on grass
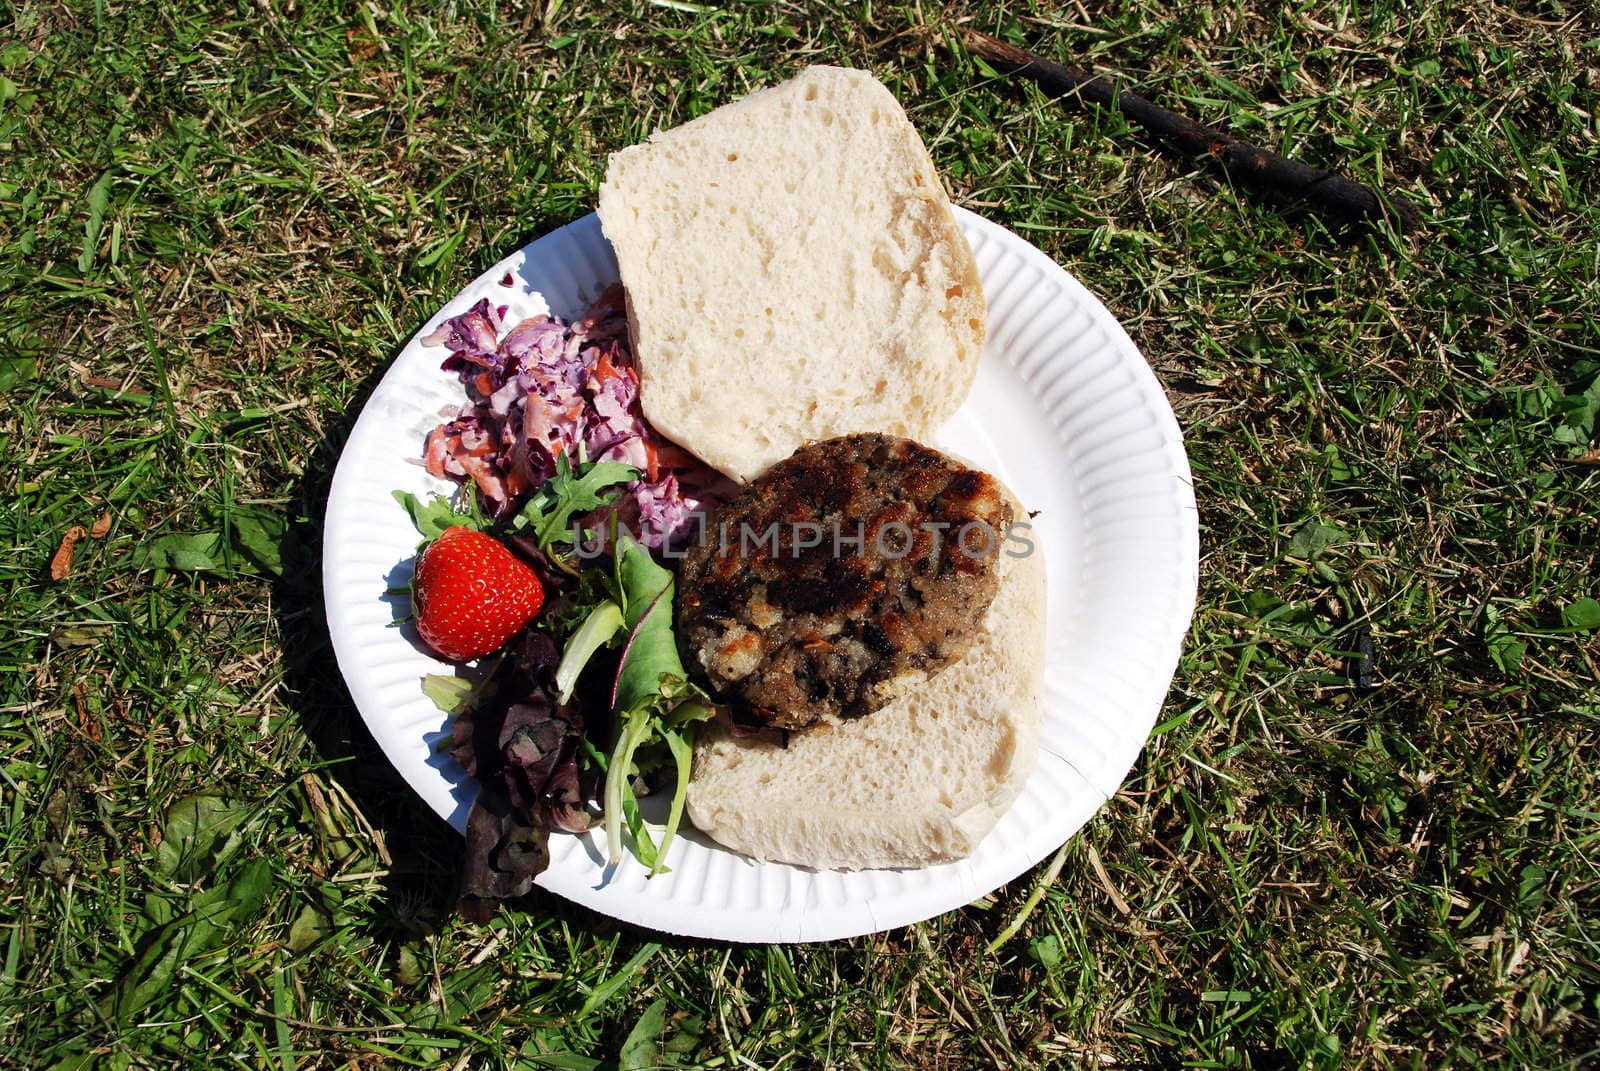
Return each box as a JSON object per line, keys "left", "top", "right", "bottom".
{"left": 274, "top": 349, "right": 462, "bottom": 931}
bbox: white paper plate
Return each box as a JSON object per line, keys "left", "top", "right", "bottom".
{"left": 323, "top": 208, "right": 1198, "bottom": 943}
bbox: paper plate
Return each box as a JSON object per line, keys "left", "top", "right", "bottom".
{"left": 322, "top": 207, "right": 1198, "bottom": 942}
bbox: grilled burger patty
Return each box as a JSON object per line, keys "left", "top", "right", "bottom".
{"left": 676, "top": 433, "right": 1013, "bottom": 730}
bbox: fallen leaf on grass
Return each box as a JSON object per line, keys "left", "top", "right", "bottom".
{"left": 1484, "top": 606, "right": 1525, "bottom": 675}
{"left": 396, "top": 942, "right": 424, "bottom": 986}
{"left": 229, "top": 507, "right": 288, "bottom": 574}
{"left": 287, "top": 903, "right": 332, "bottom": 953}
{"left": 38, "top": 841, "right": 71, "bottom": 879}
{"left": 0, "top": 355, "right": 37, "bottom": 391}
{"left": 73, "top": 365, "right": 149, "bottom": 397}
{"left": 133, "top": 531, "right": 229, "bottom": 572}
{"left": 51, "top": 623, "right": 112, "bottom": 647}
{"left": 1562, "top": 598, "right": 1600, "bottom": 632}
{"left": 1285, "top": 517, "right": 1344, "bottom": 560}
{"left": 347, "top": 26, "right": 380, "bottom": 62}
{"left": 78, "top": 172, "right": 112, "bottom": 274}
{"left": 158, "top": 794, "right": 250, "bottom": 882}
{"left": 129, "top": 507, "right": 288, "bottom": 576}
{"left": 90, "top": 511, "right": 112, "bottom": 538}
{"left": 618, "top": 997, "right": 668, "bottom": 1071}
{"left": 72, "top": 681, "right": 101, "bottom": 742}
{"left": 99, "top": 858, "right": 273, "bottom": 1023}
{"left": 50, "top": 525, "right": 88, "bottom": 580}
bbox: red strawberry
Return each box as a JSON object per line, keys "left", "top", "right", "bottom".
{"left": 412, "top": 526, "right": 545, "bottom": 662}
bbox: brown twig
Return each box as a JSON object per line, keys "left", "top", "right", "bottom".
{"left": 964, "top": 30, "right": 1421, "bottom": 233}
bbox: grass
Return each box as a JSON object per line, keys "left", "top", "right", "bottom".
{"left": 2, "top": 0, "right": 1597, "bottom": 1067}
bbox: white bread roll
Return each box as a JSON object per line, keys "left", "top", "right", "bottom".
{"left": 597, "top": 65, "right": 985, "bottom": 484}
{"left": 685, "top": 494, "right": 1044, "bottom": 870}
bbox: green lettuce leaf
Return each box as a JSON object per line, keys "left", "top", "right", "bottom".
{"left": 392, "top": 489, "right": 486, "bottom": 544}
{"left": 509, "top": 456, "right": 639, "bottom": 553}
{"left": 555, "top": 601, "right": 625, "bottom": 703}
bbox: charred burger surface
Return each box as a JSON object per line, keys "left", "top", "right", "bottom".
{"left": 676, "top": 433, "right": 1012, "bottom": 729}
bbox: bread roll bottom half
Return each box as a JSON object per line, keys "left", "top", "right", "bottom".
{"left": 685, "top": 486, "right": 1045, "bottom": 871}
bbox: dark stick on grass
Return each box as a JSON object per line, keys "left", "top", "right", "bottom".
{"left": 964, "top": 30, "right": 1422, "bottom": 233}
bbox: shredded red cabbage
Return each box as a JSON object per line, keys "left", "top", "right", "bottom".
{"left": 419, "top": 285, "right": 725, "bottom": 549}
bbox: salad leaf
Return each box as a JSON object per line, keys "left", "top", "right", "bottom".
{"left": 461, "top": 795, "right": 549, "bottom": 908}
{"left": 543, "top": 562, "right": 623, "bottom": 637}
{"left": 510, "top": 455, "right": 639, "bottom": 553}
{"left": 421, "top": 673, "right": 476, "bottom": 714}
{"left": 594, "top": 534, "right": 716, "bottom": 873}
{"left": 622, "top": 789, "right": 660, "bottom": 870}
{"left": 555, "top": 601, "right": 625, "bottom": 703}
{"left": 612, "top": 534, "right": 687, "bottom": 715}
{"left": 664, "top": 698, "right": 715, "bottom": 731}
{"left": 605, "top": 709, "right": 658, "bottom": 867}
{"left": 551, "top": 530, "right": 680, "bottom": 721}
{"left": 450, "top": 632, "right": 586, "bottom": 918}
{"left": 616, "top": 531, "right": 672, "bottom": 626}
{"left": 392, "top": 489, "right": 486, "bottom": 544}
{"left": 654, "top": 726, "right": 694, "bottom": 870}
{"left": 612, "top": 588, "right": 684, "bottom": 717}
{"left": 610, "top": 710, "right": 708, "bottom": 876}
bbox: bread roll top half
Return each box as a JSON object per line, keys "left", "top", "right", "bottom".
{"left": 597, "top": 65, "right": 985, "bottom": 484}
